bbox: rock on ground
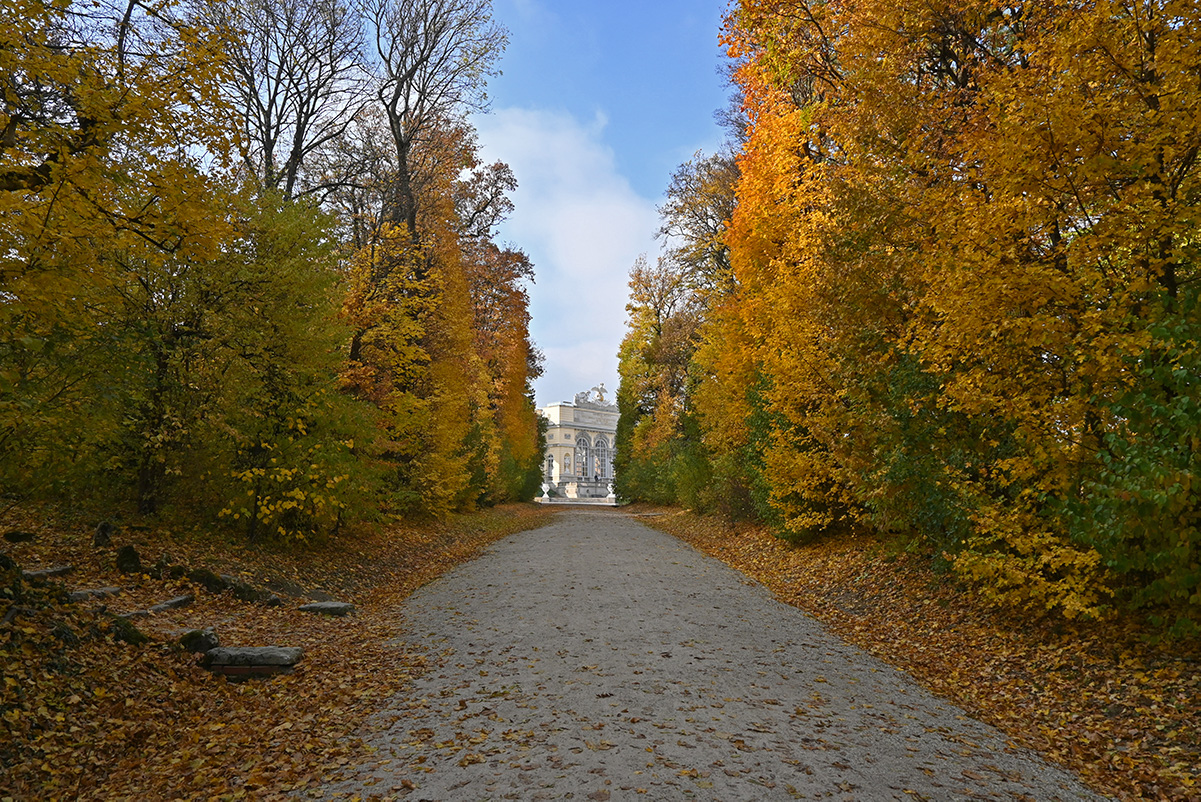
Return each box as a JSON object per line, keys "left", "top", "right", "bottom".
{"left": 202, "top": 646, "right": 304, "bottom": 679}
{"left": 326, "top": 510, "right": 1105, "bottom": 801}
{"left": 67, "top": 587, "right": 121, "bottom": 603}
{"left": 122, "top": 594, "right": 194, "bottom": 619}
{"left": 114, "top": 545, "right": 142, "bottom": 574}
{"left": 180, "top": 627, "right": 220, "bottom": 654}
{"left": 298, "top": 601, "right": 355, "bottom": 616}
{"left": 202, "top": 646, "right": 304, "bottom": 667}
{"left": 21, "top": 565, "right": 73, "bottom": 580}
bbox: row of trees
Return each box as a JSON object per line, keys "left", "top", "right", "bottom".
{"left": 1, "top": 0, "right": 544, "bottom": 540}
{"left": 618, "top": 0, "right": 1200, "bottom": 633}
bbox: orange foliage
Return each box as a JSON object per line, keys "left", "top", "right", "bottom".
{"left": 678, "top": 0, "right": 1201, "bottom": 623}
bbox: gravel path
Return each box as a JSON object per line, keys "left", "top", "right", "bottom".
{"left": 330, "top": 509, "right": 1104, "bottom": 801}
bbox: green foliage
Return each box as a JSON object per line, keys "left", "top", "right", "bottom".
{"left": 614, "top": 330, "right": 681, "bottom": 506}
{"left": 1, "top": 0, "right": 539, "bottom": 546}
{"left": 850, "top": 354, "right": 980, "bottom": 553}
{"left": 727, "top": 375, "right": 780, "bottom": 527}
{"left": 0, "top": 0, "right": 235, "bottom": 505}
{"left": 1064, "top": 291, "right": 1201, "bottom": 635}
{"left": 667, "top": 405, "right": 713, "bottom": 512}
{"left": 132, "top": 195, "right": 384, "bottom": 536}
{"left": 1, "top": 178, "right": 384, "bottom": 539}
{"left": 221, "top": 391, "right": 375, "bottom": 543}
{"left": 514, "top": 409, "right": 550, "bottom": 502}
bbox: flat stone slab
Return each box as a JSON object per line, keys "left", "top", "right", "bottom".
{"left": 148, "top": 594, "right": 194, "bottom": 613}
{"left": 298, "top": 601, "right": 355, "bottom": 616}
{"left": 122, "top": 594, "right": 194, "bottom": 618}
{"left": 68, "top": 587, "right": 122, "bottom": 603}
{"left": 202, "top": 646, "right": 304, "bottom": 677}
{"left": 22, "top": 565, "right": 73, "bottom": 580}
{"left": 203, "top": 646, "right": 304, "bottom": 667}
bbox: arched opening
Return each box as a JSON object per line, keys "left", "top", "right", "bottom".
{"left": 593, "top": 437, "right": 610, "bottom": 479}
{"left": 575, "top": 436, "right": 591, "bottom": 478}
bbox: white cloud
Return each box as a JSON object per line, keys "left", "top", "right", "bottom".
{"left": 472, "top": 107, "right": 659, "bottom": 407}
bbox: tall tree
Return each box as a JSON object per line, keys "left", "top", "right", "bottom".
{"left": 194, "top": 0, "right": 368, "bottom": 199}
{"left": 364, "top": 0, "right": 507, "bottom": 233}
{"left": 658, "top": 149, "right": 739, "bottom": 295}
{"left": 2, "top": 0, "right": 543, "bottom": 536}
{"left": 616, "top": 147, "right": 740, "bottom": 510}
{"left": 0, "top": 0, "right": 236, "bottom": 500}
{"left": 615, "top": 254, "right": 704, "bottom": 505}
{"left": 700, "top": 0, "right": 1201, "bottom": 624}
{"left": 332, "top": 0, "right": 538, "bottom": 517}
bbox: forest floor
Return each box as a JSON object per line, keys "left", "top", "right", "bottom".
{"left": 635, "top": 506, "right": 1200, "bottom": 802}
{"left": 2, "top": 502, "right": 1198, "bottom": 800}
{"left": 0, "top": 502, "right": 553, "bottom": 800}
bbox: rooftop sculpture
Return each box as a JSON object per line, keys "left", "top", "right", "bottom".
{"left": 574, "top": 382, "right": 611, "bottom": 406}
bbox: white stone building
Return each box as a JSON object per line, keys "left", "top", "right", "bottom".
{"left": 539, "top": 385, "right": 618, "bottom": 499}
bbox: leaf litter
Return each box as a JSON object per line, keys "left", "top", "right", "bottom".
{"left": 7, "top": 502, "right": 1197, "bottom": 800}
{"left": 639, "top": 506, "right": 1200, "bottom": 802}
{"left": 0, "top": 503, "right": 552, "bottom": 800}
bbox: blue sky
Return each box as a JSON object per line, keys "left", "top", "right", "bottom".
{"left": 471, "top": 0, "right": 733, "bottom": 406}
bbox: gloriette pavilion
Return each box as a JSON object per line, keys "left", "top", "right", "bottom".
{"left": 538, "top": 384, "right": 617, "bottom": 499}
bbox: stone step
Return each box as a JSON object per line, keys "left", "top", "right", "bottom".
{"left": 21, "top": 565, "right": 73, "bottom": 580}
{"left": 122, "top": 594, "right": 195, "bottom": 618}
{"left": 202, "top": 646, "right": 304, "bottom": 678}
{"left": 68, "top": 587, "right": 122, "bottom": 603}
{"left": 298, "top": 601, "right": 356, "bottom": 616}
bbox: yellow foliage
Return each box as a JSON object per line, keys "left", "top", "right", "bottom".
{"left": 671, "top": 0, "right": 1201, "bottom": 619}
{"left": 953, "top": 510, "right": 1112, "bottom": 621}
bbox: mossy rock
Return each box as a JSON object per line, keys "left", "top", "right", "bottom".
{"left": 109, "top": 615, "right": 148, "bottom": 646}
{"left": 115, "top": 545, "right": 142, "bottom": 574}
{"left": 180, "top": 628, "right": 219, "bottom": 654}
{"left": 187, "top": 568, "right": 229, "bottom": 593}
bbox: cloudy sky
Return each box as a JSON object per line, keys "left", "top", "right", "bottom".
{"left": 471, "top": 0, "right": 732, "bottom": 407}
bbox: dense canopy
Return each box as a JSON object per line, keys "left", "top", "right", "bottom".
{"left": 0, "top": 0, "right": 544, "bottom": 537}
{"left": 617, "top": 0, "right": 1201, "bottom": 634}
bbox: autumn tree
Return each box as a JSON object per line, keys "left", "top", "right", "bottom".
{"left": 363, "top": 0, "right": 506, "bottom": 233}
{"left": 0, "top": 0, "right": 236, "bottom": 501}
{"left": 330, "top": 0, "right": 545, "bottom": 517}
{"left": 615, "top": 254, "right": 705, "bottom": 504}
{"left": 658, "top": 149, "right": 739, "bottom": 295}
{"left": 616, "top": 147, "right": 743, "bottom": 511}
{"left": 2, "top": 0, "right": 546, "bottom": 536}
{"left": 337, "top": 122, "right": 540, "bottom": 515}
{"left": 456, "top": 158, "right": 544, "bottom": 503}
{"left": 694, "top": 0, "right": 1201, "bottom": 627}
{"left": 192, "top": 0, "right": 369, "bottom": 199}
{"left": 1, "top": 0, "right": 384, "bottom": 538}
{"left": 112, "top": 194, "right": 377, "bottom": 531}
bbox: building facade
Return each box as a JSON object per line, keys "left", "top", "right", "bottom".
{"left": 539, "top": 385, "right": 618, "bottom": 499}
